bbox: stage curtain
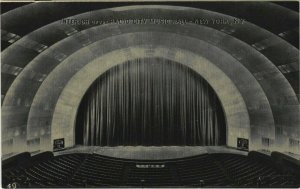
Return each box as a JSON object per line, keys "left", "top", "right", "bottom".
{"left": 76, "top": 58, "right": 226, "bottom": 146}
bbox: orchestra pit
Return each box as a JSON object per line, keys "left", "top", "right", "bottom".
{"left": 1, "top": 2, "right": 300, "bottom": 188}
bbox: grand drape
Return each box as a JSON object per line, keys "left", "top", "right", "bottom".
{"left": 76, "top": 58, "right": 226, "bottom": 146}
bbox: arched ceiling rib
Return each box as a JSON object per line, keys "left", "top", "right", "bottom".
{"left": 3, "top": 21, "right": 296, "bottom": 138}
{"left": 2, "top": 5, "right": 299, "bottom": 101}
{"left": 1, "top": 2, "right": 298, "bottom": 47}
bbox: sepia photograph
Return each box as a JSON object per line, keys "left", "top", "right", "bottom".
{"left": 1, "top": 1, "right": 300, "bottom": 188}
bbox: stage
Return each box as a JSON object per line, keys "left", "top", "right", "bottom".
{"left": 54, "top": 145, "right": 248, "bottom": 160}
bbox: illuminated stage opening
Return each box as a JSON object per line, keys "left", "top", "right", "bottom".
{"left": 75, "top": 58, "right": 226, "bottom": 146}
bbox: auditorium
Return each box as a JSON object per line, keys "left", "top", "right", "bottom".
{"left": 1, "top": 1, "right": 300, "bottom": 188}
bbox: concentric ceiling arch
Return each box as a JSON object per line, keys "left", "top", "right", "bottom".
{"left": 1, "top": 4, "right": 299, "bottom": 155}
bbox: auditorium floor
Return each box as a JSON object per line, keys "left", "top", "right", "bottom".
{"left": 54, "top": 145, "right": 248, "bottom": 160}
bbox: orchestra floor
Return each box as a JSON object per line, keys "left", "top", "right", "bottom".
{"left": 3, "top": 152, "right": 299, "bottom": 188}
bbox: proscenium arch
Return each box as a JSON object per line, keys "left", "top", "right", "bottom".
{"left": 51, "top": 46, "right": 248, "bottom": 151}
{"left": 7, "top": 29, "right": 278, "bottom": 154}
{"left": 27, "top": 31, "right": 275, "bottom": 153}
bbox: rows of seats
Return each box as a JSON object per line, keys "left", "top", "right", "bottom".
{"left": 2, "top": 153, "right": 299, "bottom": 188}
{"left": 213, "top": 153, "right": 298, "bottom": 187}
{"left": 71, "top": 154, "right": 124, "bottom": 187}
{"left": 125, "top": 162, "right": 177, "bottom": 186}
{"left": 2, "top": 153, "right": 85, "bottom": 188}
{"left": 176, "top": 154, "right": 230, "bottom": 187}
